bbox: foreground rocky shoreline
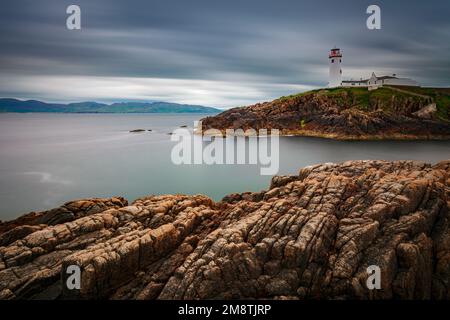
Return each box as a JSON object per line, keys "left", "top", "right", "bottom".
{"left": 0, "top": 159, "right": 449, "bottom": 299}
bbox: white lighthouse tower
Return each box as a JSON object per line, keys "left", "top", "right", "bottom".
{"left": 328, "top": 47, "right": 342, "bottom": 87}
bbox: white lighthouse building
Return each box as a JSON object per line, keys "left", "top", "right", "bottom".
{"left": 328, "top": 47, "right": 342, "bottom": 87}
{"left": 328, "top": 47, "right": 419, "bottom": 90}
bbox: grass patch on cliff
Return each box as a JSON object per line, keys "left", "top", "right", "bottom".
{"left": 436, "top": 96, "right": 450, "bottom": 121}
{"left": 322, "top": 87, "right": 397, "bottom": 111}
{"left": 387, "top": 86, "right": 450, "bottom": 121}
{"left": 319, "top": 87, "right": 434, "bottom": 114}
{"left": 277, "top": 89, "right": 323, "bottom": 101}
{"left": 276, "top": 86, "right": 449, "bottom": 120}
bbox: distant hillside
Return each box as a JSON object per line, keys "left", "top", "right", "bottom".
{"left": 201, "top": 86, "right": 450, "bottom": 140}
{"left": 0, "top": 98, "right": 220, "bottom": 113}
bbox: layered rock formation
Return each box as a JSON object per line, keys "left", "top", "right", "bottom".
{"left": 200, "top": 87, "right": 450, "bottom": 140}
{"left": 0, "top": 160, "right": 449, "bottom": 299}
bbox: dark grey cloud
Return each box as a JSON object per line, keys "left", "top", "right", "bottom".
{"left": 0, "top": 0, "right": 449, "bottom": 107}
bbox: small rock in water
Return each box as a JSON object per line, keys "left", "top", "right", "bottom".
{"left": 180, "top": 125, "right": 188, "bottom": 128}
{"left": 147, "top": 129, "right": 152, "bottom": 132}
{"left": 129, "top": 129, "right": 145, "bottom": 133}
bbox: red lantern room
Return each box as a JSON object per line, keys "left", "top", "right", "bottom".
{"left": 329, "top": 48, "right": 342, "bottom": 58}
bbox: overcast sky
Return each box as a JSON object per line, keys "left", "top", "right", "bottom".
{"left": 0, "top": 0, "right": 449, "bottom": 108}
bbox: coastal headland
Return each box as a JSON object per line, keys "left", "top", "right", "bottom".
{"left": 200, "top": 86, "right": 450, "bottom": 140}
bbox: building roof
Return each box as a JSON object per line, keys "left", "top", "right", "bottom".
{"left": 342, "top": 80, "right": 368, "bottom": 84}
{"left": 342, "top": 74, "right": 399, "bottom": 83}
{"left": 375, "top": 75, "right": 397, "bottom": 80}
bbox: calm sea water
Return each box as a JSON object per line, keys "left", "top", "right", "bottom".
{"left": 0, "top": 113, "right": 449, "bottom": 220}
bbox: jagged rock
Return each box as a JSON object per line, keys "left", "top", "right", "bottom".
{"left": 0, "top": 225, "right": 46, "bottom": 247}
{"left": 412, "top": 103, "right": 437, "bottom": 120}
{"left": 0, "top": 197, "right": 128, "bottom": 234}
{"left": 0, "top": 160, "right": 449, "bottom": 299}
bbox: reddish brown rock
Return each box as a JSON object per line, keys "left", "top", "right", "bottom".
{"left": 0, "top": 197, "right": 128, "bottom": 235}
{"left": 0, "top": 160, "right": 449, "bottom": 299}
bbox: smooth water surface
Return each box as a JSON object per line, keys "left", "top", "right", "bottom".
{"left": 0, "top": 113, "right": 449, "bottom": 220}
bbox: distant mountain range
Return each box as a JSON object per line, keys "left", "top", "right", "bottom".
{"left": 0, "top": 98, "right": 220, "bottom": 113}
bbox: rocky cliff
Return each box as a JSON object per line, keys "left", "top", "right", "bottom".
{"left": 0, "top": 160, "right": 449, "bottom": 299}
{"left": 201, "top": 87, "right": 450, "bottom": 140}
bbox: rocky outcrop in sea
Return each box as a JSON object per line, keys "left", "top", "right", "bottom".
{"left": 0, "top": 160, "right": 449, "bottom": 299}
{"left": 200, "top": 87, "right": 450, "bottom": 140}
